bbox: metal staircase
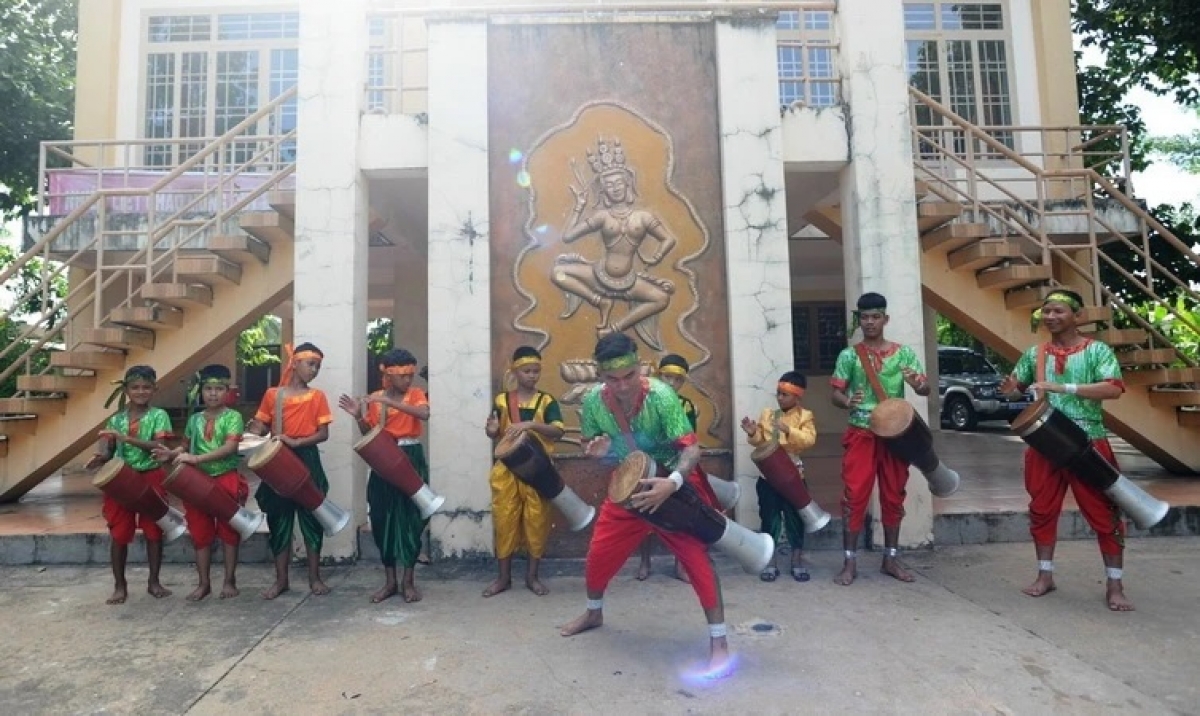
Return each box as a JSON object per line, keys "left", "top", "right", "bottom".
{"left": 0, "top": 89, "right": 299, "bottom": 501}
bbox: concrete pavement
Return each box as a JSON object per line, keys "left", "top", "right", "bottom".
{"left": 2, "top": 537, "right": 1197, "bottom": 715}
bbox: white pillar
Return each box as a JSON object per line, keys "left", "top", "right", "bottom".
{"left": 425, "top": 19, "right": 492, "bottom": 559}
{"left": 392, "top": 259, "right": 428, "bottom": 451}
{"left": 294, "top": 0, "right": 369, "bottom": 561}
{"left": 715, "top": 16, "right": 793, "bottom": 529}
{"left": 838, "top": 0, "right": 933, "bottom": 547}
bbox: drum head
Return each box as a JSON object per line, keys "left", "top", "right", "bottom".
{"left": 237, "top": 433, "right": 268, "bottom": 455}
{"left": 352, "top": 423, "right": 385, "bottom": 452}
{"left": 91, "top": 457, "right": 127, "bottom": 487}
{"left": 493, "top": 430, "right": 526, "bottom": 460}
{"left": 1010, "top": 399, "right": 1050, "bottom": 434}
{"left": 749, "top": 440, "right": 779, "bottom": 462}
{"left": 246, "top": 437, "right": 281, "bottom": 470}
{"left": 869, "top": 398, "right": 915, "bottom": 438}
{"left": 608, "top": 451, "right": 653, "bottom": 503}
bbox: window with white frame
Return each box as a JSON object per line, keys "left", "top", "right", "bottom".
{"left": 904, "top": 1, "right": 1014, "bottom": 154}
{"left": 776, "top": 7, "right": 839, "bottom": 109}
{"left": 142, "top": 11, "right": 299, "bottom": 167}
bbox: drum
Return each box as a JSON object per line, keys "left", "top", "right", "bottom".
{"left": 353, "top": 424, "right": 445, "bottom": 519}
{"left": 494, "top": 431, "right": 594, "bottom": 531}
{"left": 749, "top": 440, "right": 831, "bottom": 533}
{"left": 164, "top": 463, "right": 264, "bottom": 543}
{"left": 609, "top": 451, "right": 773, "bottom": 574}
{"left": 1011, "top": 400, "right": 1168, "bottom": 529}
{"left": 246, "top": 437, "right": 350, "bottom": 536}
{"left": 237, "top": 433, "right": 268, "bottom": 457}
{"left": 869, "top": 398, "right": 961, "bottom": 498}
{"left": 92, "top": 458, "right": 187, "bottom": 543}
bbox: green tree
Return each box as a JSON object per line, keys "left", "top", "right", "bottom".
{"left": 236, "top": 315, "right": 282, "bottom": 367}
{"left": 0, "top": 0, "right": 78, "bottom": 218}
{"left": 367, "top": 318, "right": 393, "bottom": 355}
{"left": 1147, "top": 107, "right": 1200, "bottom": 174}
{"left": 0, "top": 242, "right": 67, "bottom": 396}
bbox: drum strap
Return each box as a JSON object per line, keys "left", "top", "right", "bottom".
{"left": 506, "top": 391, "right": 522, "bottom": 427}
{"left": 1035, "top": 343, "right": 1047, "bottom": 383}
{"left": 601, "top": 388, "right": 640, "bottom": 453}
{"left": 272, "top": 388, "right": 285, "bottom": 437}
{"left": 854, "top": 343, "right": 888, "bottom": 403}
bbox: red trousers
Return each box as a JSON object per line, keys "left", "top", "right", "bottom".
{"left": 1025, "top": 439, "right": 1125, "bottom": 556}
{"left": 585, "top": 467, "right": 720, "bottom": 610}
{"left": 840, "top": 427, "right": 909, "bottom": 533}
{"left": 184, "top": 471, "right": 250, "bottom": 549}
{"left": 102, "top": 467, "right": 168, "bottom": 545}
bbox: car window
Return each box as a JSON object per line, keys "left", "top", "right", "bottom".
{"left": 959, "top": 352, "right": 996, "bottom": 374}
{"left": 939, "top": 353, "right": 961, "bottom": 374}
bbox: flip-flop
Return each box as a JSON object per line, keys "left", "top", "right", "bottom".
{"left": 792, "top": 567, "right": 810, "bottom": 582}
{"left": 759, "top": 567, "right": 779, "bottom": 582}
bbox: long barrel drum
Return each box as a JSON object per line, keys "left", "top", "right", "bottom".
{"left": 353, "top": 425, "right": 446, "bottom": 520}
{"left": 493, "top": 431, "right": 594, "bottom": 531}
{"left": 1011, "top": 400, "right": 1168, "bottom": 530}
{"left": 869, "top": 399, "right": 961, "bottom": 498}
{"left": 749, "top": 440, "right": 831, "bottom": 533}
{"left": 92, "top": 458, "right": 188, "bottom": 543}
{"left": 164, "top": 463, "right": 265, "bottom": 543}
{"left": 245, "top": 437, "right": 351, "bottom": 537}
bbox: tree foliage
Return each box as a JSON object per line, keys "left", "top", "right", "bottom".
{"left": 0, "top": 242, "right": 67, "bottom": 396}
{"left": 0, "top": 0, "right": 77, "bottom": 218}
{"left": 1147, "top": 108, "right": 1200, "bottom": 174}
{"left": 236, "top": 315, "right": 282, "bottom": 367}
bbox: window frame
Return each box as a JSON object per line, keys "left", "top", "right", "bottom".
{"left": 791, "top": 301, "right": 846, "bottom": 376}
{"left": 776, "top": 7, "right": 840, "bottom": 110}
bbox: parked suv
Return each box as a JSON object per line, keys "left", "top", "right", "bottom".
{"left": 937, "top": 346, "right": 1031, "bottom": 430}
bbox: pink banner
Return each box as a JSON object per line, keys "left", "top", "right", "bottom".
{"left": 47, "top": 169, "right": 296, "bottom": 215}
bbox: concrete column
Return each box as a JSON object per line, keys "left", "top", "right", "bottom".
{"left": 392, "top": 258, "right": 428, "bottom": 451}
{"left": 924, "top": 304, "right": 942, "bottom": 429}
{"left": 837, "top": 0, "right": 933, "bottom": 547}
{"left": 425, "top": 20, "right": 492, "bottom": 559}
{"left": 715, "top": 16, "right": 793, "bottom": 529}
{"left": 293, "top": 0, "right": 369, "bottom": 561}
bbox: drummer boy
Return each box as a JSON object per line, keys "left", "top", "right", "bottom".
{"left": 155, "top": 364, "right": 247, "bottom": 601}
{"left": 741, "top": 371, "right": 817, "bottom": 582}
{"left": 482, "top": 346, "right": 565, "bottom": 598}
{"left": 339, "top": 348, "right": 430, "bottom": 604}
{"left": 85, "top": 365, "right": 174, "bottom": 605}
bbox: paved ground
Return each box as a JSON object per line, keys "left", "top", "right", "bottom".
{"left": 2, "top": 538, "right": 1197, "bottom": 715}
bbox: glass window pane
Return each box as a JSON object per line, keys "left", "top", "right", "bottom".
{"left": 792, "top": 306, "right": 812, "bottom": 371}
{"left": 148, "top": 15, "right": 211, "bottom": 43}
{"left": 218, "top": 12, "right": 300, "bottom": 40}
{"left": 804, "top": 10, "right": 831, "bottom": 30}
{"left": 945, "top": 40, "right": 977, "bottom": 123}
{"left": 906, "top": 40, "right": 941, "bottom": 99}
{"left": 942, "top": 3, "right": 1004, "bottom": 31}
{"left": 807, "top": 47, "right": 834, "bottom": 79}
{"left": 777, "top": 45, "right": 803, "bottom": 80}
{"left": 816, "top": 306, "right": 845, "bottom": 372}
{"left": 779, "top": 80, "right": 804, "bottom": 107}
{"left": 903, "top": 3, "right": 936, "bottom": 30}
{"left": 144, "top": 53, "right": 175, "bottom": 166}
{"left": 776, "top": 11, "right": 800, "bottom": 30}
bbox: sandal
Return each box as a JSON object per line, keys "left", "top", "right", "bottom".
{"left": 792, "top": 566, "right": 810, "bottom": 582}
{"left": 759, "top": 566, "right": 779, "bottom": 582}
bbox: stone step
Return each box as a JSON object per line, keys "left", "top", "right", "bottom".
{"left": 49, "top": 351, "right": 125, "bottom": 372}
{"left": 977, "top": 265, "right": 1052, "bottom": 292}
{"left": 917, "top": 202, "right": 963, "bottom": 232}
{"left": 78, "top": 326, "right": 155, "bottom": 351}
{"left": 1075, "top": 306, "right": 1111, "bottom": 325}
{"left": 16, "top": 374, "right": 97, "bottom": 394}
{"left": 269, "top": 190, "right": 296, "bottom": 220}
{"left": 1148, "top": 391, "right": 1200, "bottom": 409}
{"left": 1179, "top": 410, "right": 1200, "bottom": 429}
{"left": 110, "top": 306, "right": 184, "bottom": 332}
{"left": 140, "top": 283, "right": 213, "bottom": 309}
{"left": 1083, "top": 328, "right": 1147, "bottom": 346}
{"left": 209, "top": 234, "right": 271, "bottom": 264}
{"left": 947, "top": 239, "right": 1023, "bottom": 272}
{"left": 920, "top": 222, "right": 992, "bottom": 253}
{"left": 1123, "top": 367, "right": 1200, "bottom": 387}
{"left": 1005, "top": 285, "right": 1055, "bottom": 310}
{"left": 0, "top": 417, "right": 37, "bottom": 438}
{"left": 175, "top": 255, "right": 242, "bottom": 285}
{"left": 0, "top": 398, "right": 67, "bottom": 417}
{"left": 241, "top": 211, "right": 294, "bottom": 246}
{"left": 0, "top": 435, "right": 7, "bottom": 457}
{"left": 1118, "top": 348, "right": 1177, "bottom": 367}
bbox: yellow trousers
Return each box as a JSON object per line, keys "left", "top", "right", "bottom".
{"left": 489, "top": 461, "right": 552, "bottom": 559}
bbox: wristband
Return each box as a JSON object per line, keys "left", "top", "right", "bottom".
{"left": 1065, "top": 383, "right": 1078, "bottom": 395}
{"left": 667, "top": 471, "right": 684, "bottom": 491}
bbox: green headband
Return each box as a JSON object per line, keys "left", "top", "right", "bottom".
{"left": 1030, "top": 291, "right": 1083, "bottom": 331}
{"left": 187, "top": 373, "right": 231, "bottom": 406}
{"left": 597, "top": 353, "right": 639, "bottom": 371}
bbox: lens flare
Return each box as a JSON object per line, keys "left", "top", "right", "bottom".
{"left": 535, "top": 224, "right": 549, "bottom": 235}
{"left": 678, "top": 652, "right": 739, "bottom": 686}
{"left": 508, "top": 148, "right": 523, "bottom": 164}
{"left": 516, "top": 170, "right": 531, "bottom": 188}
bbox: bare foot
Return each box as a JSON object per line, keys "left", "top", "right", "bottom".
{"left": 482, "top": 578, "right": 511, "bottom": 598}
{"left": 187, "top": 584, "right": 211, "bottom": 602}
{"left": 106, "top": 585, "right": 128, "bottom": 605}
{"left": 834, "top": 561, "right": 857, "bottom": 586}
{"left": 881, "top": 557, "right": 915, "bottom": 583}
{"left": 526, "top": 577, "right": 549, "bottom": 596}
{"left": 402, "top": 582, "right": 422, "bottom": 603}
{"left": 1021, "top": 573, "right": 1056, "bottom": 598}
{"left": 371, "top": 583, "right": 399, "bottom": 604}
{"left": 219, "top": 582, "right": 240, "bottom": 599}
{"left": 560, "top": 609, "right": 603, "bottom": 637}
{"left": 261, "top": 581, "right": 290, "bottom": 600}
{"left": 707, "top": 638, "right": 733, "bottom": 679}
{"left": 147, "top": 582, "right": 172, "bottom": 599}
{"left": 636, "top": 560, "right": 651, "bottom": 581}
{"left": 309, "top": 579, "right": 331, "bottom": 596}
{"left": 1107, "top": 581, "right": 1135, "bottom": 612}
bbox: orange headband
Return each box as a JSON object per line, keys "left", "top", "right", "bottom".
{"left": 511, "top": 356, "right": 541, "bottom": 370}
{"left": 293, "top": 350, "right": 322, "bottom": 363}
{"left": 381, "top": 364, "right": 416, "bottom": 376}
{"left": 278, "top": 344, "right": 322, "bottom": 387}
{"left": 777, "top": 382, "right": 805, "bottom": 397}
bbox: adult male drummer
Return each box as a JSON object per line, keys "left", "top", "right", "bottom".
{"left": 999, "top": 289, "right": 1132, "bottom": 611}
{"left": 560, "top": 333, "right": 732, "bottom": 676}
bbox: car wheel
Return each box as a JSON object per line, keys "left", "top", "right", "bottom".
{"left": 946, "top": 396, "right": 978, "bottom": 431}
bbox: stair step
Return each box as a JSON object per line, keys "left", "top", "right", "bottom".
{"left": 0, "top": 397, "right": 67, "bottom": 417}
{"left": 1005, "top": 285, "right": 1054, "bottom": 310}
{"left": 240, "top": 211, "right": 294, "bottom": 245}
{"left": 175, "top": 255, "right": 242, "bottom": 285}
{"left": 209, "top": 234, "right": 271, "bottom": 264}
{"left": 978, "top": 265, "right": 1052, "bottom": 291}
{"left": 1148, "top": 390, "right": 1200, "bottom": 409}
{"left": 141, "top": 283, "right": 213, "bottom": 309}
{"left": 49, "top": 350, "right": 125, "bottom": 371}
{"left": 1076, "top": 306, "right": 1112, "bottom": 325}
{"left": 0, "top": 417, "right": 37, "bottom": 438}
{"left": 1084, "top": 329, "right": 1147, "bottom": 346}
{"left": 917, "top": 202, "right": 963, "bottom": 232}
{"left": 947, "top": 239, "right": 1023, "bottom": 271}
{"left": 16, "top": 374, "right": 97, "bottom": 394}
{"left": 0, "top": 435, "right": 7, "bottom": 457}
{"left": 1179, "top": 409, "right": 1200, "bottom": 429}
{"left": 78, "top": 326, "right": 155, "bottom": 350}
{"left": 269, "top": 190, "right": 296, "bottom": 220}
{"left": 110, "top": 306, "right": 184, "bottom": 331}
{"left": 920, "top": 222, "right": 992, "bottom": 253}
{"left": 1118, "top": 348, "right": 1177, "bottom": 367}
{"left": 1124, "top": 367, "right": 1200, "bottom": 387}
